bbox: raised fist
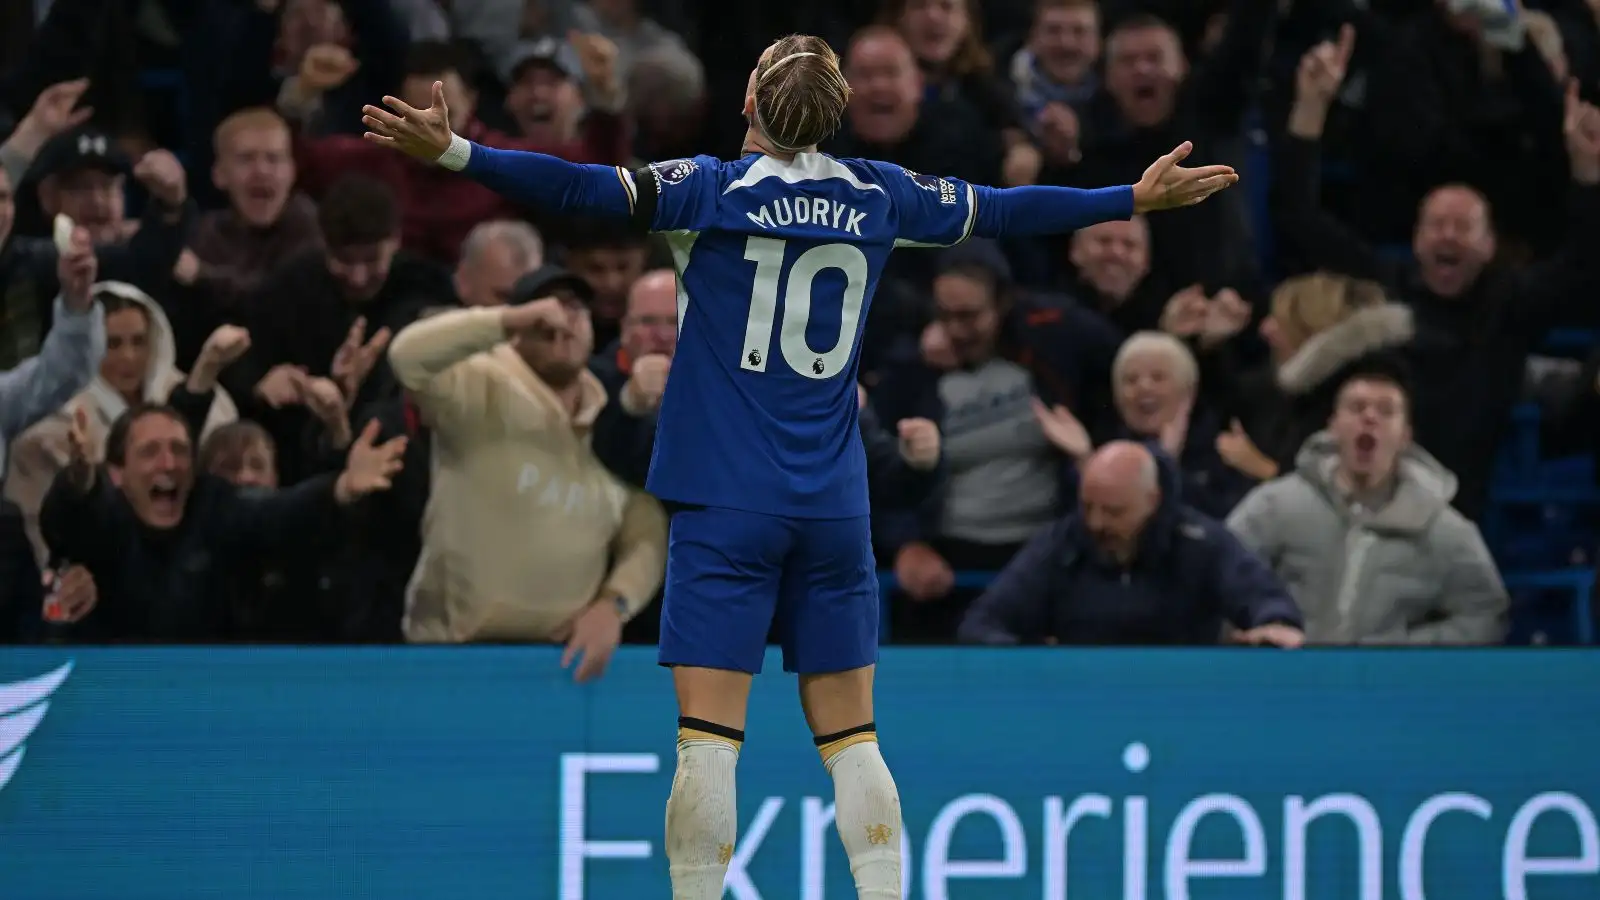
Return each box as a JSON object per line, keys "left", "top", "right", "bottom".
{"left": 199, "top": 324, "right": 252, "bottom": 370}
{"left": 133, "top": 149, "right": 187, "bottom": 207}
{"left": 896, "top": 418, "right": 941, "bottom": 471}
{"left": 622, "top": 354, "right": 670, "bottom": 415}
{"left": 300, "top": 43, "right": 359, "bottom": 93}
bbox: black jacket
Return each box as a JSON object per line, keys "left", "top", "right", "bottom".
{"left": 39, "top": 470, "right": 342, "bottom": 641}
{"left": 1273, "top": 132, "right": 1600, "bottom": 518}
{"left": 223, "top": 250, "right": 452, "bottom": 482}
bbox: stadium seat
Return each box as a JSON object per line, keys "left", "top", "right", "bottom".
{"left": 875, "top": 570, "right": 997, "bottom": 640}
{"left": 1242, "top": 109, "right": 1273, "bottom": 272}
{"left": 1542, "top": 328, "right": 1598, "bottom": 356}
{"left": 1502, "top": 568, "right": 1596, "bottom": 645}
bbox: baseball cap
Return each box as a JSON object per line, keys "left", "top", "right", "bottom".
{"left": 28, "top": 127, "right": 132, "bottom": 182}
{"left": 511, "top": 265, "right": 595, "bottom": 306}
{"left": 503, "top": 37, "right": 584, "bottom": 85}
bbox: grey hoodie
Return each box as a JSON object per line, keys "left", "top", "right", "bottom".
{"left": 1226, "top": 432, "right": 1507, "bottom": 645}
{"left": 0, "top": 297, "right": 106, "bottom": 483}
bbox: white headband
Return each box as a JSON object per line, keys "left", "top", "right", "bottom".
{"left": 754, "top": 52, "right": 825, "bottom": 152}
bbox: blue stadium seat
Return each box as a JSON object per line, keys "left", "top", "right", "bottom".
{"left": 1542, "top": 328, "right": 1598, "bottom": 356}
{"left": 1241, "top": 109, "right": 1273, "bottom": 272}
{"left": 1374, "top": 243, "right": 1414, "bottom": 264}
{"left": 1503, "top": 568, "right": 1596, "bottom": 645}
{"left": 139, "top": 68, "right": 191, "bottom": 167}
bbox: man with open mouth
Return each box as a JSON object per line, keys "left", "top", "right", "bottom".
{"left": 36, "top": 401, "right": 406, "bottom": 641}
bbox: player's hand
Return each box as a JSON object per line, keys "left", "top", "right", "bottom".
{"left": 561, "top": 596, "right": 623, "bottom": 683}
{"left": 1032, "top": 398, "right": 1093, "bottom": 463}
{"left": 56, "top": 226, "right": 97, "bottom": 313}
{"left": 894, "top": 542, "right": 953, "bottom": 603}
{"left": 1131, "top": 142, "right": 1239, "bottom": 213}
{"left": 897, "top": 418, "right": 941, "bottom": 471}
{"left": 363, "top": 80, "right": 453, "bottom": 162}
{"left": 1231, "top": 623, "right": 1305, "bottom": 649}
{"left": 1159, "top": 284, "right": 1208, "bottom": 338}
{"left": 621, "top": 354, "right": 670, "bottom": 415}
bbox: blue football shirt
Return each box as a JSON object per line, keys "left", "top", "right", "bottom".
{"left": 616, "top": 152, "right": 976, "bottom": 519}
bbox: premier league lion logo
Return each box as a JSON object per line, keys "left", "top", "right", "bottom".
{"left": 654, "top": 159, "right": 699, "bottom": 186}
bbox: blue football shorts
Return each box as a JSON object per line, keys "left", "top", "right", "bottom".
{"left": 657, "top": 504, "right": 879, "bottom": 674}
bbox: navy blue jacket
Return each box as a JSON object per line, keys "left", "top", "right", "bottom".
{"left": 958, "top": 450, "right": 1299, "bottom": 645}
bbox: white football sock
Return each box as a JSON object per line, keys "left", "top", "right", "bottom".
{"left": 825, "top": 738, "right": 903, "bottom": 899}
{"left": 665, "top": 735, "right": 740, "bottom": 900}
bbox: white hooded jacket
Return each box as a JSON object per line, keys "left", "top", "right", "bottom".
{"left": 3, "top": 281, "right": 238, "bottom": 563}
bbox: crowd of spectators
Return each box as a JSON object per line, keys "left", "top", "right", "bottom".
{"left": 3, "top": 0, "right": 1600, "bottom": 665}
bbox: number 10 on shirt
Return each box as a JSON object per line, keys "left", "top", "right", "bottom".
{"left": 739, "top": 236, "right": 868, "bottom": 380}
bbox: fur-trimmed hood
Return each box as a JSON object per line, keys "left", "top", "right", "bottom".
{"left": 1276, "top": 304, "right": 1416, "bottom": 396}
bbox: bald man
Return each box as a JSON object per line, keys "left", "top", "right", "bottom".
{"left": 591, "top": 269, "right": 680, "bottom": 489}
{"left": 959, "top": 441, "right": 1303, "bottom": 646}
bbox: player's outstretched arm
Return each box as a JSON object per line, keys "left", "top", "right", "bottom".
{"left": 361, "top": 81, "right": 633, "bottom": 220}
{"left": 968, "top": 141, "right": 1238, "bottom": 238}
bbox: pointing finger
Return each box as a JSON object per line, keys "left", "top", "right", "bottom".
{"left": 1335, "top": 23, "right": 1356, "bottom": 64}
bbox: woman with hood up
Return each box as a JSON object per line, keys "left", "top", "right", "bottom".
{"left": 4, "top": 281, "right": 239, "bottom": 563}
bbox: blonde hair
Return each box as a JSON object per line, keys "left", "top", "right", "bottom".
{"left": 1113, "top": 331, "right": 1198, "bottom": 393}
{"left": 1269, "top": 272, "right": 1388, "bottom": 352}
{"left": 753, "top": 34, "right": 852, "bottom": 152}
{"left": 213, "top": 107, "right": 290, "bottom": 157}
